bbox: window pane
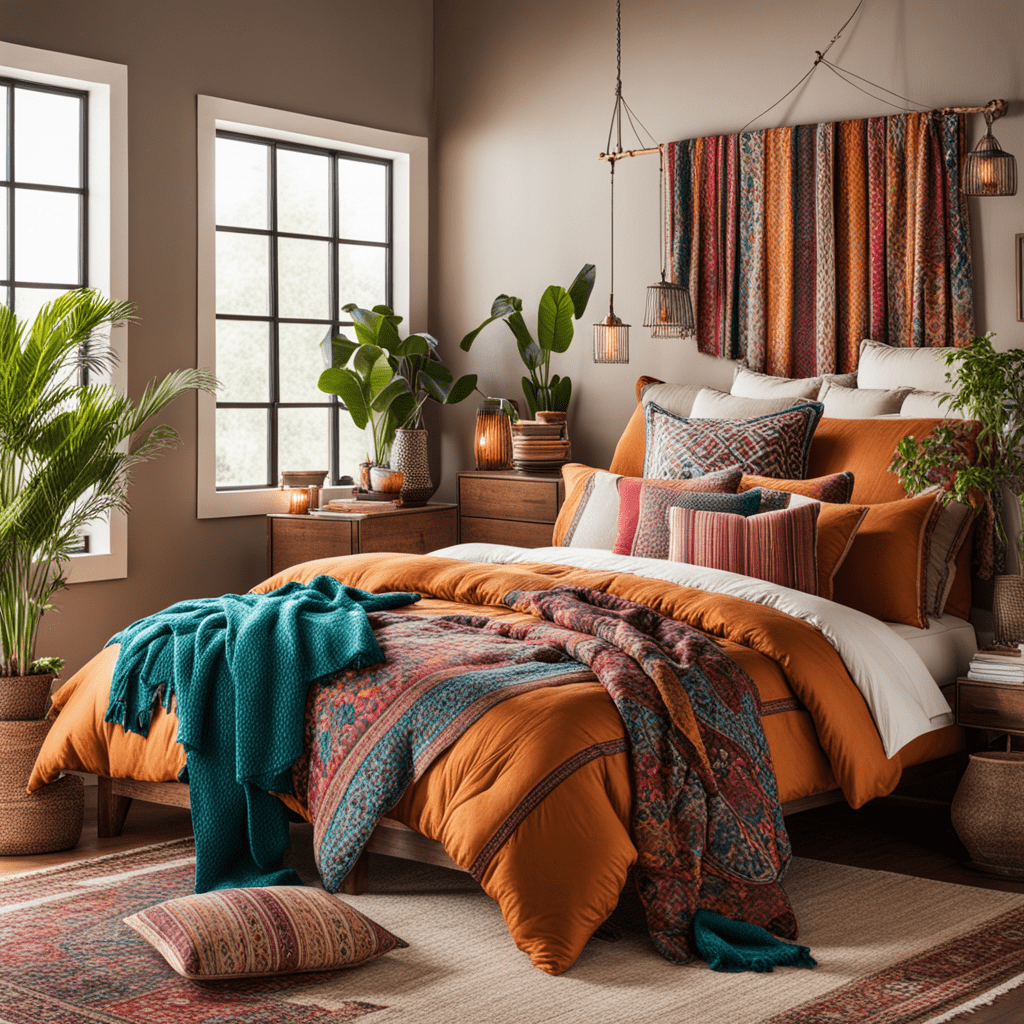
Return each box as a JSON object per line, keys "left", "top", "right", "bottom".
{"left": 216, "top": 137, "right": 268, "bottom": 230}
{"left": 277, "top": 148, "right": 328, "bottom": 236}
{"left": 279, "top": 322, "right": 332, "bottom": 403}
{"left": 14, "top": 88, "right": 80, "bottom": 187}
{"left": 278, "top": 406, "right": 328, "bottom": 477}
{"left": 337, "top": 416, "right": 374, "bottom": 482}
{"left": 337, "top": 244, "right": 386, "bottom": 313}
{"left": 337, "top": 159, "right": 387, "bottom": 242}
{"left": 15, "top": 189, "right": 80, "bottom": 284}
{"left": 0, "top": 87, "right": 7, "bottom": 179}
{"left": 216, "top": 231, "right": 269, "bottom": 315}
{"left": 216, "top": 407, "right": 268, "bottom": 487}
{"left": 278, "top": 237, "right": 329, "bottom": 320}
{"left": 0, "top": 187, "right": 6, "bottom": 279}
{"left": 14, "top": 287, "right": 69, "bottom": 327}
{"left": 216, "top": 320, "right": 270, "bottom": 403}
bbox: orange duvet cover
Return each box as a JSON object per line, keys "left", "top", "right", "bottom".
{"left": 31, "top": 552, "right": 962, "bottom": 973}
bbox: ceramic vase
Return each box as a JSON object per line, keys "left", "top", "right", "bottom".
{"left": 391, "top": 428, "right": 436, "bottom": 504}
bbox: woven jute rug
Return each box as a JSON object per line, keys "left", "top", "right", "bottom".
{"left": 1, "top": 835, "right": 1022, "bottom": 1024}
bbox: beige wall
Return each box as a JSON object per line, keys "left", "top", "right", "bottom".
{"left": 3, "top": 0, "right": 1022, "bottom": 677}
{"left": 0, "top": 0, "right": 434, "bottom": 676}
{"left": 431, "top": 0, "right": 1024, "bottom": 490}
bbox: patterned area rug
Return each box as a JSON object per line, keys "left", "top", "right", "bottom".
{"left": 1, "top": 834, "right": 1023, "bottom": 1024}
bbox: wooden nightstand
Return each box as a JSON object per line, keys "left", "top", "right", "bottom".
{"left": 457, "top": 470, "right": 565, "bottom": 548}
{"left": 267, "top": 503, "right": 458, "bottom": 577}
{"left": 955, "top": 677, "right": 1024, "bottom": 742}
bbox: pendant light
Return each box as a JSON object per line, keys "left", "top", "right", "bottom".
{"left": 962, "top": 99, "right": 1017, "bottom": 197}
{"left": 593, "top": 0, "right": 635, "bottom": 364}
{"left": 644, "top": 146, "right": 695, "bottom": 338}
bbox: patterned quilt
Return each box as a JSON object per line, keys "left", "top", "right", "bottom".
{"left": 296, "top": 585, "right": 795, "bottom": 964}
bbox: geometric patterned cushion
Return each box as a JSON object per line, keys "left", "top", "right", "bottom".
{"left": 643, "top": 401, "right": 824, "bottom": 481}
{"left": 628, "top": 484, "right": 765, "bottom": 560}
{"left": 123, "top": 886, "right": 405, "bottom": 979}
{"left": 668, "top": 502, "right": 821, "bottom": 595}
{"left": 739, "top": 471, "right": 855, "bottom": 505}
{"left": 609, "top": 468, "right": 744, "bottom": 554}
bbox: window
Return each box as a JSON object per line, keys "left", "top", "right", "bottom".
{"left": 1, "top": 78, "right": 88, "bottom": 324}
{"left": 214, "top": 131, "right": 391, "bottom": 490}
{"left": 197, "top": 96, "right": 428, "bottom": 518}
{"left": 0, "top": 42, "right": 128, "bottom": 583}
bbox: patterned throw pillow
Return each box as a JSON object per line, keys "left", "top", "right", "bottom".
{"left": 668, "top": 502, "right": 821, "bottom": 595}
{"left": 123, "top": 886, "right": 405, "bottom": 980}
{"left": 739, "top": 471, "right": 855, "bottom": 506}
{"left": 642, "top": 401, "right": 823, "bottom": 481}
{"left": 627, "top": 484, "right": 765, "bottom": 560}
{"left": 555, "top": 464, "right": 742, "bottom": 549}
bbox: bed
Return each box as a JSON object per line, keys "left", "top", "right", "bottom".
{"left": 28, "top": 347, "right": 981, "bottom": 976}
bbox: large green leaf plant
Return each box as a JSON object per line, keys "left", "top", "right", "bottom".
{"left": 459, "top": 264, "right": 596, "bottom": 418}
{"left": 889, "top": 333, "right": 1024, "bottom": 568}
{"left": 318, "top": 304, "right": 477, "bottom": 466}
{"left": 0, "top": 289, "right": 218, "bottom": 678}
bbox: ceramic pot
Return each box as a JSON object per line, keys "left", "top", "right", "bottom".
{"left": 0, "top": 673, "right": 54, "bottom": 721}
{"left": 391, "top": 428, "right": 436, "bottom": 504}
{"left": 0, "top": 706, "right": 85, "bottom": 856}
{"left": 358, "top": 462, "right": 373, "bottom": 492}
{"left": 951, "top": 751, "right": 1024, "bottom": 878}
{"left": 369, "top": 465, "right": 404, "bottom": 494}
{"left": 993, "top": 572, "right": 1024, "bottom": 644}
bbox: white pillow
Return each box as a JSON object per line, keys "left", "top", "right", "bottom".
{"left": 900, "top": 389, "right": 964, "bottom": 419}
{"left": 857, "top": 339, "right": 954, "bottom": 393}
{"left": 689, "top": 387, "right": 800, "bottom": 418}
{"left": 818, "top": 381, "right": 913, "bottom": 418}
{"left": 639, "top": 381, "right": 704, "bottom": 418}
{"left": 732, "top": 364, "right": 857, "bottom": 400}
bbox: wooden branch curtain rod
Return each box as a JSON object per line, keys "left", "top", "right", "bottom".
{"left": 598, "top": 100, "right": 1008, "bottom": 163}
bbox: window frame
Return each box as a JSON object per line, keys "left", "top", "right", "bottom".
{"left": 213, "top": 129, "right": 394, "bottom": 491}
{"left": 0, "top": 41, "right": 129, "bottom": 584}
{"left": 196, "top": 95, "right": 428, "bottom": 518}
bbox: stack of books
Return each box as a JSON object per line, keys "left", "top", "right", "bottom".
{"left": 967, "top": 643, "right": 1024, "bottom": 684}
{"left": 511, "top": 419, "right": 571, "bottom": 471}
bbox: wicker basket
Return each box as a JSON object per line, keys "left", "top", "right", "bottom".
{"left": 951, "top": 751, "right": 1024, "bottom": 878}
{"left": 0, "top": 673, "right": 54, "bottom": 721}
{"left": 993, "top": 573, "right": 1024, "bottom": 645}
{"left": 0, "top": 718, "right": 84, "bottom": 856}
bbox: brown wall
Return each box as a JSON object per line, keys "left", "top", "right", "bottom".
{"left": 0, "top": 0, "right": 434, "bottom": 676}
{"left": 430, "top": 0, "right": 1024, "bottom": 489}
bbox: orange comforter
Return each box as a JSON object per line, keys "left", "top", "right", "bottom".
{"left": 31, "top": 552, "right": 962, "bottom": 973}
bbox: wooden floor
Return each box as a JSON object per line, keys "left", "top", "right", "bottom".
{"left": 2, "top": 784, "right": 1022, "bottom": 1021}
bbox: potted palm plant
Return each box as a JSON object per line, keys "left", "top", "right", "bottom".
{"left": 319, "top": 304, "right": 477, "bottom": 501}
{"left": 0, "top": 289, "right": 217, "bottom": 855}
{"left": 889, "top": 333, "right": 1024, "bottom": 642}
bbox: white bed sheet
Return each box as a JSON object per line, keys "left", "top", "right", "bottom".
{"left": 885, "top": 614, "right": 977, "bottom": 689}
{"left": 429, "top": 542, "right": 957, "bottom": 758}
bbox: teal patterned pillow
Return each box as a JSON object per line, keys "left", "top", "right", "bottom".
{"left": 643, "top": 401, "right": 824, "bottom": 481}
{"left": 628, "top": 484, "right": 765, "bottom": 560}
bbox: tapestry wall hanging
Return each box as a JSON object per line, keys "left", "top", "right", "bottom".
{"left": 667, "top": 111, "right": 975, "bottom": 376}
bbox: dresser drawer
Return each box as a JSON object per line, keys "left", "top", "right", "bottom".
{"left": 459, "top": 475, "right": 561, "bottom": 523}
{"left": 460, "top": 515, "right": 556, "bottom": 548}
{"left": 957, "top": 681, "right": 1024, "bottom": 735}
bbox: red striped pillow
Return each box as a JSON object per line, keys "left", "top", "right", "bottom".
{"left": 667, "top": 503, "right": 820, "bottom": 594}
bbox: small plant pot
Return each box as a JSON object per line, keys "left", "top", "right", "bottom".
{"left": 369, "top": 465, "right": 404, "bottom": 494}
{"left": 0, "top": 673, "right": 55, "bottom": 721}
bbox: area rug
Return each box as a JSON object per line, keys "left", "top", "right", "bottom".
{"left": 1, "top": 834, "right": 1023, "bottom": 1024}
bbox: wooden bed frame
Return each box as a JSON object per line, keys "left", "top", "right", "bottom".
{"left": 96, "top": 753, "right": 966, "bottom": 895}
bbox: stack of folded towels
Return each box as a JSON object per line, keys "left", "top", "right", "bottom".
{"left": 967, "top": 644, "right": 1024, "bottom": 684}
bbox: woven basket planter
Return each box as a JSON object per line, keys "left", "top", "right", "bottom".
{"left": 0, "top": 717, "right": 84, "bottom": 856}
{"left": 993, "top": 573, "right": 1024, "bottom": 645}
{"left": 951, "top": 751, "right": 1024, "bottom": 878}
{"left": 0, "top": 673, "right": 54, "bottom": 721}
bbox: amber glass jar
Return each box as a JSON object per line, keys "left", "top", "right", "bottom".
{"left": 474, "top": 398, "right": 513, "bottom": 470}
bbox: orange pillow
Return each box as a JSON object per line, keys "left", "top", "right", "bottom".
{"left": 608, "top": 375, "right": 662, "bottom": 476}
{"left": 816, "top": 503, "right": 869, "bottom": 600}
{"left": 830, "top": 493, "right": 943, "bottom": 628}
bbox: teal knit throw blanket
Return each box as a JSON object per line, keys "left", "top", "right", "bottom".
{"left": 105, "top": 576, "right": 419, "bottom": 892}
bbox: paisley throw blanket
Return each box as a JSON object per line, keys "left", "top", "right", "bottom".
{"left": 298, "top": 586, "right": 795, "bottom": 964}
